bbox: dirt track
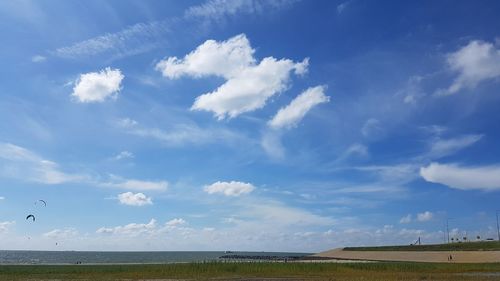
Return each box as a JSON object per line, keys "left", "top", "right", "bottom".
{"left": 315, "top": 248, "right": 500, "bottom": 263}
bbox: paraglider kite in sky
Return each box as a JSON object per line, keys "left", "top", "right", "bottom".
{"left": 35, "top": 200, "right": 47, "bottom": 207}
{"left": 26, "top": 214, "right": 35, "bottom": 222}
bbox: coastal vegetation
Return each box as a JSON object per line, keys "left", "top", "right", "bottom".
{"left": 1, "top": 261, "right": 500, "bottom": 280}
{"left": 343, "top": 241, "right": 500, "bottom": 251}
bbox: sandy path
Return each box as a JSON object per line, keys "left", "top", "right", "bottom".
{"left": 315, "top": 248, "right": 500, "bottom": 263}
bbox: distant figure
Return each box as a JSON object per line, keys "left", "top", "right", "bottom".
{"left": 449, "top": 254, "right": 453, "bottom": 261}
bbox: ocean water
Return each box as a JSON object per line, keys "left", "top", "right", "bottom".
{"left": 0, "top": 251, "right": 308, "bottom": 264}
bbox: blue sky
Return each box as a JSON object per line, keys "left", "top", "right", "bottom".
{"left": 1, "top": 0, "right": 500, "bottom": 252}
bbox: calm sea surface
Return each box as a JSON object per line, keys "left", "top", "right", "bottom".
{"left": 0, "top": 251, "right": 309, "bottom": 264}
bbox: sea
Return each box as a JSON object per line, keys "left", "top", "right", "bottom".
{"left": 0, "top": 251, "right": 309, "bottom": 265}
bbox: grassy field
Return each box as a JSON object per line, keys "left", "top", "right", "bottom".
{"left": 343, "top": 241, "right": 500, "bottom": 251}
{"left": 1, "top": 262, "right": 500, "bottom": 280}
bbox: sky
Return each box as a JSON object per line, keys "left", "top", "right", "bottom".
{"left": 1, "top": 0, "right": 500, "bottom": 252}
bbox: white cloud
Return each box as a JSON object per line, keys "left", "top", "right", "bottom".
{"left": 116, "top": 118, "right": 138, "bottom": 128}
{"left": 55, "top": 20, "right": 170, "bottom": 59}
{"left": 353, "top": 164, "right": 419, "bottom": 184}
{"left": 343, "top": 143, "right": 369, "bottom": 158}
{"left": 444, "top": 40, "right": 500, "bottom": 95}
{"left": 0, "top": 221, "right": 14, "bottom": 234}
{"left": 185, "top": 0, "right": 297, "bottom": 21}
{"left": 416, "top": 211, "right": 434, "bottom": 222}
{"left": 97, "top": 219, "right": 157, "bottom": 236}
{"left": 100, "top": 175, "right": 168, "bottom": 191}
{"left": 420, "top": 162, "right": 500, "bottom": 191}
{"left": 31, "top": 55, "right": 46, "bottom": 63}
{"left": 399, "top": 75, "right": 425, "bottom": 105}
{"left": 268, "top": 85, "right": 329, "bottom": 129}
{"left": 116, "top": 119, "right": 246, "bottom": 147}
{"left": 114, "top": 151, "right": 134, "bottom": 160}
{"left": 204, "top": 181, "right": 255, "bottom": 196}
{"left": 156, "top": 34, "right": 308, "bottom": 119}
{"left": 261, "top": 131, "right": 285, "bottom": 159}
{"left": 43, "top": 228, "right": 78, "bottom": 239}
{"left": 117, "top": 192, "right": 153, "bottom": 206}
{"left": 71, "top": 67, "right": 124, "bottom": 103}
{"left": 0, "top": 142, "right": 86, "bottom": 184}
{"left": 361, "top": 118, "right": 383, "bottom": 138}
{"left": 336, "top": 1, "right": 351, "bottom": 14}
{"left": 428, "top": 134, "right": 482, "bottom": 159}
{"left": 165, "top": 218, "right": 187, "bottom": 227}
{"left": 156, "top": 34, "right": 255, "bottom": 79}
{"left": 399, "top": 214, "right": 412, "bottom": 224}
{"left": 242, "top": 200, "right": 334, "bottom": 227}
{"left": 0, "top": 196, "right": 4, "bottom": 200}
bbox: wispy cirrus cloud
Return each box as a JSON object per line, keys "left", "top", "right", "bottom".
{"left": 0, "top": 142, "right": 168, "bottom": 192}
{"left": 114, "top": 118, "right": 249, "bottom": 147}
{"left": 100, "top": 175, "right": 168, "bottom": 192}
{"left": 426, "top": 134, "right": 482, "bottom": 159}
{"left": 185, "top": 0, "right": 299, "bottom": 21}
{"left": 51, "top": 0, "right": 299, "bottom": 61}
{"left": 54, "top": 20, "right": 171, "bottom": 59}
{"left": 0, "top": 142, "right": 87, "bottom": 184}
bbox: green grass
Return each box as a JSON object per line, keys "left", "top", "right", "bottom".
{"left": 344, "top": 241, "right": 500, "bottom": 251}
{"left": 1, "top": 262, "right": 500, "bottom": 280}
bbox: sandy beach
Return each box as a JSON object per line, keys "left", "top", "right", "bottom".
{"left": 315, "top": 248, "right": 500, "bottom": 263}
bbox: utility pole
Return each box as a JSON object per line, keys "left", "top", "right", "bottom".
{"left": 446, "top": 218, "right": 453, "bottom": 244}
{"left": 496, "top": 210, "right": 500, "bottom": 242}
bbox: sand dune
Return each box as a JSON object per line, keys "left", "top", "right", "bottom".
{"left": 315, "top": 248, "right": 500, "bottom": 263}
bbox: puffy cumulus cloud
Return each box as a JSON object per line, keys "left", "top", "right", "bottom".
{"left": 43, "top": 228, "right": 78, "bottom": 239}
{"left": 97, "top": 219, "right": 157, "bottom": 236}
{"left": 165, "top": 218, "right": 187, "bottom": 227}
{"left": 268, "top": 85, "right": 329, "bottom": 129}
{"left": 204, "top": 181, "right": 256, "bottom": 196}
{"left": 156, "top": 34, "right": 308, "bottom": 119}
{"left": 428, "top": 134, "right": 482, "bottom": 159}
{"left": 0, "top": 142, "right": 86, "bottom": 184}
{"left": 156, "top": 34, "right": 255, "bottom": 79}
{"left": 420, "top": 162, "right": 500, "bottom": 191}
{"left": 416, "top": 211, "right": 433, "bottom": 222}
{"left": 71, "top": 67, "right": 124, "bottom": 103}
{"left": 0, "top": 221, "right": 15, "bottom": 234}
{"left": 100, "top": 174, "right": 168, "bottom": 191}
{"left": 399, "top": 214, "right": 412, "bottom": 224}
{"left": 117, "top": 192, "right": 153, "bottom": 206}
{"left": 444, "top": 40, "right": 500, "bottom": 95}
